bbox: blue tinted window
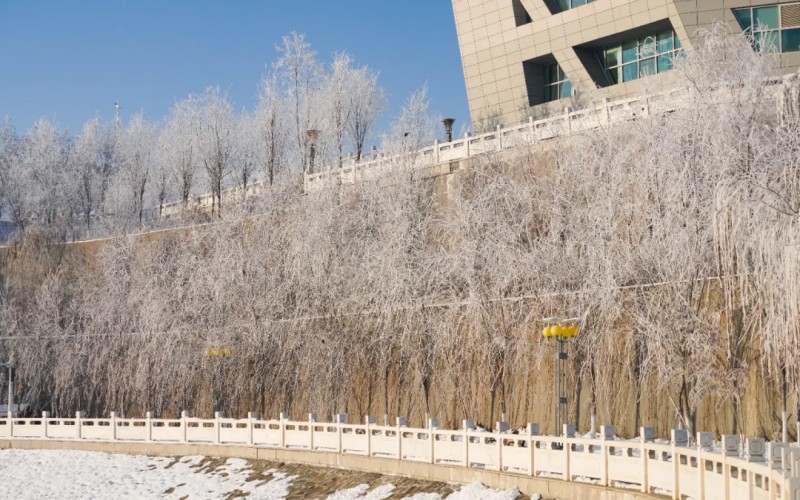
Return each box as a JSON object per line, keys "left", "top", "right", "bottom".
{"left": 622, "top": 63, "right": 638, "bottom": 82}
{"left": 783, "top": 29, "right": 800, "bottom": 52}
{"left": 733, "top": 9, "right": 752, "bottom": 31}
{"left": 753, "top": 6, "right": 779, "bottom": 30}
{"left": 656, "top": 31, "right": 674, "bottom": 54}
{"left": 622, "top": 41, "right": 638, "bottom": 64}
{"left": 639, "top": 58, "right": 656, "bottom": 78}
{"left": 657, "top": 54, "right": 673, "bottom": 72}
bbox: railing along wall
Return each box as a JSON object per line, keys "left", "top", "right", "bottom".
{"left": 303, "top": 74, "right": 795, "bottom": 193}
{"left": 2, "top": 412, "right": 799, "bottom": 499}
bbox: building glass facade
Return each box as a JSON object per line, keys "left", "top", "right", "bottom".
{"left": 601, "top": 30, "right": 683, "bottom": 85}
{"left": 733, "top": 3, "right": 800, "bottom": 53}
{"left": 544, "top": 63, "right": 572, "bottom": 102}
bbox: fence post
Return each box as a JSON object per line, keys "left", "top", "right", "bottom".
{"left": 603, "top": 97, "right": 611, "bottom": 125}
{"left": 335, "top": 413, "right": 347, "bottom": 454}
{"left": 42, "top": 411, "right": 49, "bottom": 439}
{"left": 397, "top": 416, "right": 406, "bottom": 460}
{"left": 529, "top": 422, "right": 539, "bottom": 476}
{"left": 181, "top": 411, "right": 188, "bottom": 443}
{"left": 671, "top": 429, "right": 688, "bottom": 500}
{"left": 248, "top": 412, "right": 258, "bottom": 446}
{"left": 497, "top": 421, "right": 508, "bottom": 472}
{"left": 434, "top": 140, "right": 439, "bottom": 163}
{"left": 109, "top": 411, "right": 116, "bottom": 441}
{"left": 528, "top": 115, "right": 534, "bottom": 140}
{"left": 145, "top": 411, "right": 153, "bottom": 442}
{"left": 465, "top": 132, "right": 471, "bottom": 158}
{"left": 428, "top": 418, "right": 439, "bottom": 464}
{"left": 75, "top": 411, "right": 82, "bottom": 440}
{"left": 601, "top": 425, "right": 614, "bottom": 487}
{"left": 697, "top": 432, "right": 714, "bottom": 499}
{"left": 279, "top": 411, "right": 288, "bottom": 449}
{"left": 496, "top": 124, "right": 503, "bottom": 149}
{"left": 365, "top": 415, "right": 375, "bottom": 457}
{"left": 462, "top": 420, "right": 474, "bottom": 467}
{"left": 641, "top": 427, "right": 654, "bottom": 494}
{"left": 721, "top": 435, "right": 738, "bottom": 500}
{"left": 308, "top": 413, "right": 316, "bottom": 450}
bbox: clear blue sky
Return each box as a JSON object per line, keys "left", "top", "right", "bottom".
{"left": 0, "top": 0, "right": 469, "bottom": 136}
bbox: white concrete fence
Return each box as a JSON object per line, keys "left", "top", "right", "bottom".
{"left": 2, "top": 412, "right": 799, "bottom": 499}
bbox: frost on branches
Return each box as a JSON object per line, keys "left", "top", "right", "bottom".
{"left": 0, "top": 28, "right": 799, "bottom": 439}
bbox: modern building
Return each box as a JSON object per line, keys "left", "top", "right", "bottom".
{"left": 452, "top": 0, "right": 800, "bottom": 128}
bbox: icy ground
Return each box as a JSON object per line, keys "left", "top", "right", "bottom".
{"left": 0, "top": 449, "right": 523, "bottom": 499}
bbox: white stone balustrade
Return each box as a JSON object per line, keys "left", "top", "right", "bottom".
{"left": 1, "top": 412, "right": 798, "bottom": 499}
{"left": 302, "top": 75, "right": 795, "bottom": 194}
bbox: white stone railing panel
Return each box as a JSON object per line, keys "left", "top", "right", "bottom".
{"left": 3, "top": 412, "right": 800, "bottom": 499}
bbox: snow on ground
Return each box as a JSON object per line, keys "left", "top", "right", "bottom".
{"left": 0, "top": 449, "right": 524, "bottom": 499}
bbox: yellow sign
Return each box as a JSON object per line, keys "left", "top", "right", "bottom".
{"left": 206, "top": 348, "right": 233, "bottom": 358}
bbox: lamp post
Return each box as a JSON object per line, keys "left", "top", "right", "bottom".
{"left": 542, "top": 321, "right": 580, "bottom": 437}
{"left": 442, "top": 118, "right": 455, "bottom": 143}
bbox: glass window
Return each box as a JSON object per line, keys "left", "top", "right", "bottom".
{"left": 753, "top": 6, "right": 779, "bottom": 30}
{"left": 639, "top": 58, "right": 656, "bottom": 78}
{"left": 543, "top": 62, "right": 571, "bottom": 103}
{"left": 657, "top": 31, "right": 674, "bottom": 54}
{"left": 782, "top": 28, "right": 800, "bottom": 52}
{"left": 622, "top": 63, "right": 638, "bottom": 82}
{"left": 639, "top": 36, "right": 657, "bottom": 58}
{"left": 733, "top": 8, "right": 752, "bottom": 31}
{"left": 622, "top": 41, "right": 638, "bottom": 63}
{"left": 560, "top": 80, "right": 572, "bottom": 99}
{"left": 657, "top": 54, "right": 673, "bottom": 72}
{"left": 605, "top": 47, "right": 620, "bottom": 67}
{"left": 755, "top": 30, "right": 780, "bottom": 52}
{"left": 601, "top": 29, "right": 682, "bottom": 86}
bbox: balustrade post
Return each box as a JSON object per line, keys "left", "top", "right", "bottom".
{"left": 365, "top": 415, "right": 375, "bottom": 457}
{"left": 434, "top": 140, "right": 439, "bottom": 163}
{"left": 146, "top": 411, "right": 153, "bottom": 442}
{"left": 601, "top": 425, "right": 614, "bottom": 487}
{"left": 465, "top": 132, "right": 471, "bottom": 157}
{"left": 335, "top": 413, "right": 347, "bottom": 454}
{"left": 39, "top": 411, "right": 49, "bottom": 439}
{"left": 496, "top": 124, "right": 502, "bottom": 149}
{"left": 641, "top": 427, "right": 654, "bottom": 494}
{"left": 181, "top": 411, "right": 188, "bottom": 443}
{"left": 109, "top": 411, "right": 116, "bottom": 441}
{"left": 248, "top": 412, "right": 258, "bottom": 446}
{"left": 75, "top": 411, "right": 83, "bottom": 440}
{"left": 528, "top": 115, "right": 534, "bottom": 141}
{"left": 529, "top": 423, "right": 539, "bottom": 476}
{"left": 214, "top": 411, "right": 221, "bottom": 445}
{"left": 308, "top": 413, "right": 316, "bottom": 450}
{"left": 397, "top": 416, "right": 406, "bottom": 460}
{"left": 428, "top": 418, "right": 439, "bottom": 464}
{"left": 497, "top": 421, "right": 508, "bottom": 472}
{"left": 697, "top": 432, "right": 714, "bottom": 499}
{"left": 722, "top": 435, "right": 738, "bottom": 500}
{"left": 671, "top": 429, "right": 688, "bottom": 500}
{"left": 603, "top": 97, "right": 611, "bottom": 125}
{"left": 279, "top": 411, "right": 288, "bottom": 449}
{"left": 463, "top": 419, "right": 475, "bottom": 467}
